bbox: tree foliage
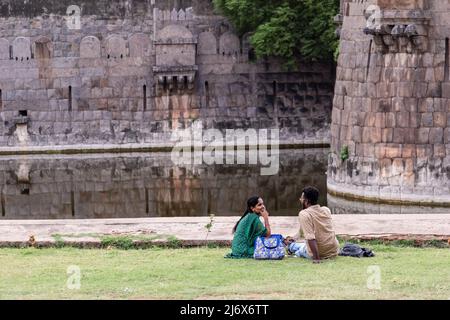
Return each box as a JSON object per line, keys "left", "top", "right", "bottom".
{"left": 213, "top": 0, "right": 340, "bottom": 67}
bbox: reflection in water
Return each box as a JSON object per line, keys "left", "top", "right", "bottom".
{"left": 0, "top": 149, "right": 328, "bottom": 219}
{"left": 328, "top": 194, "right": 450, "bottom": 215}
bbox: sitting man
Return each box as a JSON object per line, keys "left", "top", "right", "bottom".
{"left": 291, "top": 186, "right": 340, "bottom": 264}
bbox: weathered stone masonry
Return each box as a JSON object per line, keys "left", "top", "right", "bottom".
{"left": 0, "top": 0, "right": 334, "bottom": 148}
{"left": 329, "top": 0, "right": 450, "bottom": 205}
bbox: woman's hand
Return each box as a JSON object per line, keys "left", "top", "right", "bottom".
{"left": 261, "top": 209, "right": 271, "bottom": 237}
{"left": 260, "top": 209, "right": 269, "bottom": 219}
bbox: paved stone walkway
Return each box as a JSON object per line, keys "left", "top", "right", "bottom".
{"left": 0, "top": 214, "right": 449, "bottom": 246}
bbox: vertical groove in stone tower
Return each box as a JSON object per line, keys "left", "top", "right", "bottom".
{"left": 328, "top": 0, "right": 450, "bottom": 205}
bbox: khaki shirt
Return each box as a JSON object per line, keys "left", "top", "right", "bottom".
{"left": 299, "top": 205, "right": 339, "bottom": 259}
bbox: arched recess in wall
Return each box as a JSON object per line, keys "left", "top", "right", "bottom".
{"left": 0, "top": 39, "right": 9, "bottom": 60}
{"left": 156, "top": 24, "right": 196, "bottom": 67}
{"left": 12, "top": 37, "right": 32, "bottom": 61}
{"left": 34, "top": 36, "right": 53, "bottom": 59}
{"left": 198, "top": 32, "right": 217, "bottom": 55}
{"left": 105, "top": 35, "right": 127, "bottom": 59}
{"left": 129, "top": 33, "right": 151, "bottom": 57}
{"left": 219, "top": 32, "right": 240, "bottom": 56}
{"left": 80, "top": 36, "right": 101, "bottom": 58}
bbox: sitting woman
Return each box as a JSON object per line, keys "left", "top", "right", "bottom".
{"left": 225, "top": 196, "right": 271, "bottom": 259}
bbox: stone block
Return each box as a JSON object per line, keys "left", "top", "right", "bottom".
{"left": 429, "top": 128, "right": 444, "bottom": 144}
{"left": 433, "top": 112, "right": 447, "bottom": 127}
{"left": 416, "top": 128, "right": 430, "bottom": 144}
{"left": 420, "top": 113, "right": 433, "bottom": 127}
{"left": 362, "top": 143, "right": 375, "bottom": 157}
{"left": 427, "top": 82, "right": 442, "bottom": 98}
{"left": 413, "top": 82, "right": 428, "bottom": 98}
{"left": 351, "top": 126, "right": 362, "bottom": 142}
{"left": 375, "top": 144, "right": 386, "bottom": 158}
{"left": 332, "top": 109, "right": 341, "bottom": 125}
{"left": 393, "top": 128, "right": 406, "bottom": 143}
{"left": 396, "top": 112, "right": 410, "bottom": 128}
{"left": 385, "top": 144, "right": 402, "bottom": 158}
{"left": 375, "top": 113, "right": 386, "bottom": 128}
{"left": 402, "top": 144, "right": 416, "bottom": 158}
{"left": 416, "top": 144, "right": 433, "bottom": 159}
{"left": 385, "top": 112, "right": 395, "bottom": 128}
{"left": 391, "top": 158, "right": 404, "bottom": 176}
{"left": 442, "top": 82, "right": 450, "bottom": 99}
{"left": 433, "top": 144, "right": 446, "bottom": 158}
{"left": 409, "top": 112, "right": 420, "bottom": 128}
{"left": 445, "top": 128, "right": 450, "bottom": 143}
{"left": 382, "top": 128, "right": 393, "bottom": 142}
{"left": 339, "top": 125, "right": 349, "bottom": 141}
{"left": 397, "top": 82, "right": 414, "bottom": 97}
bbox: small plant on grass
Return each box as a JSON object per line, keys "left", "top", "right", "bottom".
{"left": 207, "top": 242, "right": 220, "bottom": 249}
{"left": 101, "top": 236, "right": 134, "bottom": 250}
{"left": 52, "top": 234, "right": 65, "bottom": 248}
{"left": 167, "top": 236, "right": 182, "bottom": 249}
{"left": 204, "top": 214, "right": 215, "bottom": 242}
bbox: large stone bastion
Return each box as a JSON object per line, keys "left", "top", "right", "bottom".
{"left": 328, "top": 0, "right": 450, "bottom": 206}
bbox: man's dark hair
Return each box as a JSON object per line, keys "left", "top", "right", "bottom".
{"left": 302, "top": 186, "right": 319, "bottom": 205}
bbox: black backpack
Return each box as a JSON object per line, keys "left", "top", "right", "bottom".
{"left": 339, "top": 243, "right": 375, "bottom": 258}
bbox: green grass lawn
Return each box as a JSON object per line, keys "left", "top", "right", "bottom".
{"left": 0, "top": 245, "right": 449, "bottom": 300}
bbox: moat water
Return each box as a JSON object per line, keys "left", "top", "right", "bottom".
{"left": 0, "top": 149, "right": 326, "bottom": 219}
{"left": 0, "top": 148, "right": 448, "bottom": 219}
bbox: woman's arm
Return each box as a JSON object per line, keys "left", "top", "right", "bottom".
{"left": 260, "top": 210, "right": 271, "bottom": 237}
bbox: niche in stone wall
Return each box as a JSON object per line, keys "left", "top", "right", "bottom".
{"left": 33, "top": 37, "right": 52, "bottom": 59}
{"left": 198, "top": 32, "right": 217, "bottom": 55}
{"left": 12, "top": 37, "right": 32, "bottom": 61}
{"left": 0, "top": 39, "right": 9, "bottom": 60}
{"left": 129, "top": 33, "right": 151, "bottom": 57}
{"left": 105, "top": 35, "right": 127, "bottom": 59}
{"left": 80, "top": 36, "right": 101, "bottom": 58}
{"left": 154, "top": 24, "right": 198, "bottom": 94}
{"left": 143, "top": 85, "right": 147, "bottom": 111}
{"left": 69, "top": 86, "right": 72, "bottom": 112}
{"left": 155, "top": 25, "right": 196, "bottom": 66}
{"left": 219, "top": 32, "right": 240, "bottom": 56}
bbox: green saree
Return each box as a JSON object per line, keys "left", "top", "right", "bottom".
{"left": 225, "top": 212, "right": 268, "bottom": 259}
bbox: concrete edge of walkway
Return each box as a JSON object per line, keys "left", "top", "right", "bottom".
{"left": 1, "top": 215, "right": 449, "bottom": 248}
{"left": 1, "top": 234, "right": 448, "bottom": 249}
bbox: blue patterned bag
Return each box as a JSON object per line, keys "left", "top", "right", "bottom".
{"left": 253, "top": 234, "right": 285, "bottom": 260}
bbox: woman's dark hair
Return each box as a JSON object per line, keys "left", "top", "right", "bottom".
{"left": 232, "top": 196, "right": 261, "bottom": 233}
{"left": 302, "top": 186, "right": 319, "bottom": 205}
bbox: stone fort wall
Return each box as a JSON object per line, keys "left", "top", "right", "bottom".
{"left": 0, "top": 0, "right": 334, "bottom": 148}
{"left": 329, "top": 0, "right": 450, "bottom": 205}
